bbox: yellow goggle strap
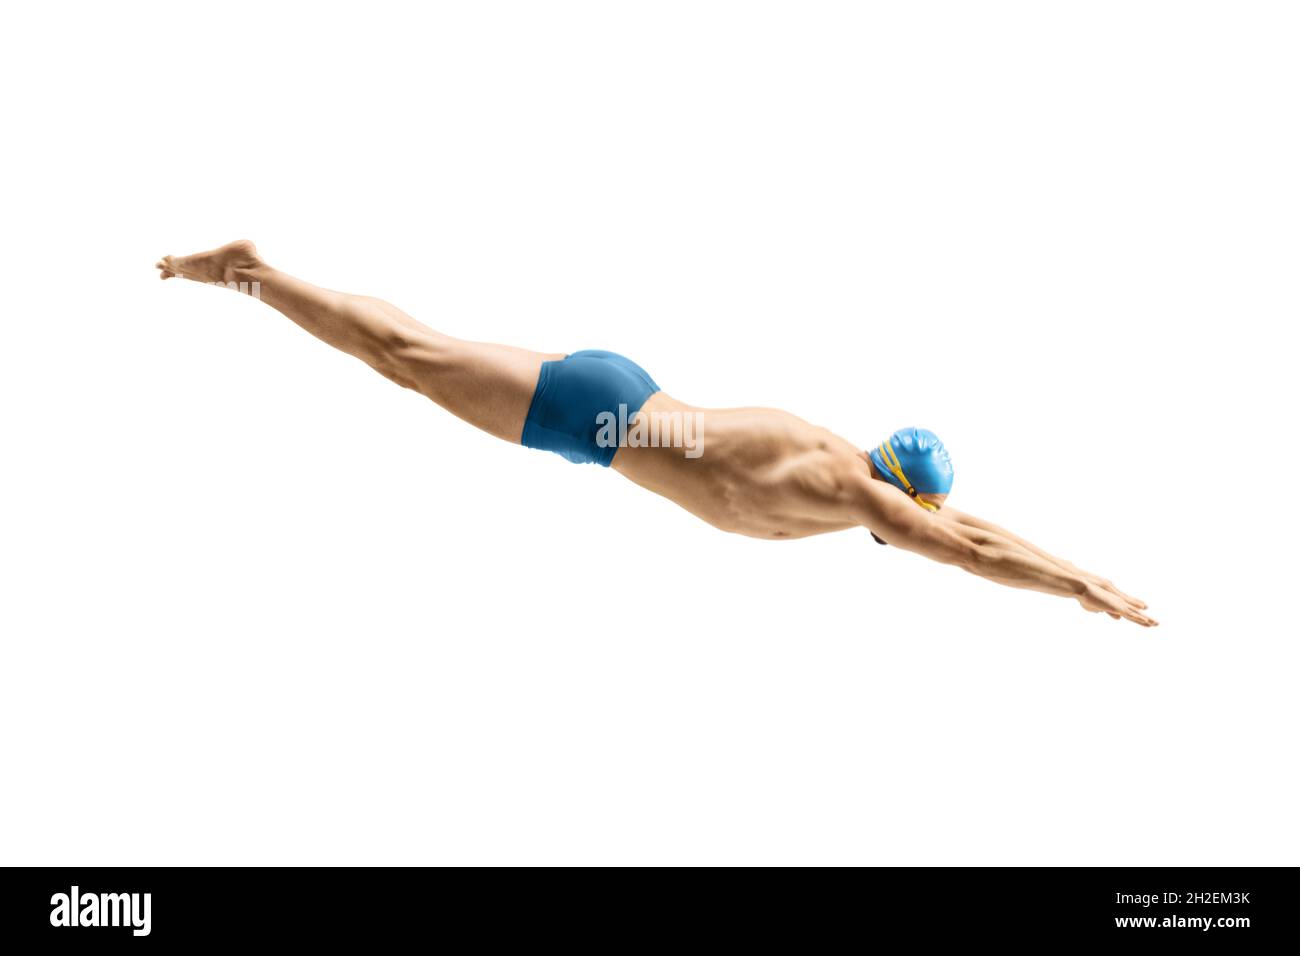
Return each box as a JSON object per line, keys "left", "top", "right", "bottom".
{"left": 879, "top": 441, "right": 939, "bottom": 513}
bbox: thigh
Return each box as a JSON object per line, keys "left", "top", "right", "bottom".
{"left": 423, "top": 339, "right": 564, "bottom": 444}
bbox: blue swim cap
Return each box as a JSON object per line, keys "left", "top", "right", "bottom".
{"left": 868, "top": 427, "right": 954, "bottom": 496}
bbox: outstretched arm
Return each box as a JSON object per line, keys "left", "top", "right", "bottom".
{"left": 851, "top": 478, "right": 1157, "bottom": 627}
{"left": 941, "top": 506, "right": 1148, "bottom": 613}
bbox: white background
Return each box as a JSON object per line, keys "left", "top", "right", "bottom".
{"left": 1, "top": 2, "right": 1296, "bottom": 865}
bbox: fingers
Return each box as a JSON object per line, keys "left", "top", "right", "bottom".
{"left": 1126, "top": 595, "right": 1149, "bottom": 613}
{"left": 1099, "top": 579, "right": 1147, "bottom": 609}
{"left": 1123, "top": 607, "right": 1159, "bottom": 627}
{"left": 1115, "top": 587, "right": 1146, "bottom": 608}
{"left": 1108, "top": 592, "right": 1157, "bottom": 626}
{"left": 1117, "top": 592, "right": 1147, "bottom": 614}
{"left": 1080, "top": 585, "right": 1158, "bottom": 626}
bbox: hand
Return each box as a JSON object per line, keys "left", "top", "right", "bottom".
{"left": 1077, "top": 581, "right": 1158, "bottom": 627}
{"left": 1075, "top": 567, "right": 1146, "bottom": 606}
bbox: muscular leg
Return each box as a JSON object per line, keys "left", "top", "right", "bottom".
{"left": 156, "top": 240, "right": 561, "bottom": 443}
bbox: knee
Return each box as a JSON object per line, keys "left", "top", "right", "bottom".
{"left": 372, "top": 360, "right": 421, "bottom": 392}
{"left": 337, "top": 295, "right": 455, "bottom": 394}
{"left": 368, "top": 335, "right": 425, "bottom": 390}
{"left": 369, "top": 328, "right": 455, "bottom": 397}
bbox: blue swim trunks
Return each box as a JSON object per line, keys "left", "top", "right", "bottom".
{"left": 521, "top": 350, "right": 660, "bottom": 466}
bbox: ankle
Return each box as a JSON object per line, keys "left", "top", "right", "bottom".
{"left": 228, "top": 259, "right": 269, "bottom": 294}
{"left": 231, "top": 260, "right": 266, "bottom": 282}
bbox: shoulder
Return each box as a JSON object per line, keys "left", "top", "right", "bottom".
{"left": 779, "top": 441, "right": 875, "bottom": 512}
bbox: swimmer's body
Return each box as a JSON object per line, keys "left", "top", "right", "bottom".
{"left": 157, "top": 240, "right": 1156, "bottom": 627}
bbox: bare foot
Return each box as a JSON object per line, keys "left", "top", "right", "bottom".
{"left": 156, "top": 240, "right": 263, "bottom": 285}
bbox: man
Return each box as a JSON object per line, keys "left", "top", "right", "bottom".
{"left": 157, "top": 240, "right": 1156, "bottom": 627}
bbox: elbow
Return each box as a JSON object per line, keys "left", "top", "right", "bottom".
{"left": 954, "top": 540, "right": 985, "bottom": 573}
{"left": 888, "top": 522, "right": 984, "bottom": 571}
{"left": 945, "top": 528, "right": 997, "bottom": 572}
{"left": 958, "top": 528, "right": 1001, "bottom": 569}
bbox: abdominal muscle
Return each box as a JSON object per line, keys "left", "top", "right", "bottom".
{"left": 610, "top": 392, "right": 865, "bottom": 539}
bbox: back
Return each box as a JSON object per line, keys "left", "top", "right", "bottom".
{"left": 612, "top": 393, "right": 867, "bottom": 539}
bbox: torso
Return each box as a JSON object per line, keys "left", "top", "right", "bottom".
{"left": 610, "top": 392, "right": 868, "bottom": 539}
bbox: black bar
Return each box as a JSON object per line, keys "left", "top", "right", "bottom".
{"left": 1, "top": 866, "right": 1295, "bottom": 946}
